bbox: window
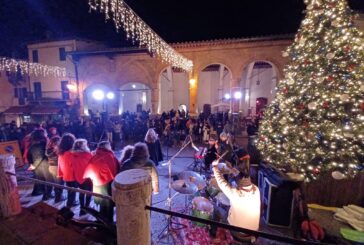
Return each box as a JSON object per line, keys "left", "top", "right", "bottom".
{"left": 59, "top": 47, "right": 66, "bottom": 61}
{"left": 34, "top": 82, "right": 42, "bottom": 100}
{"left": 32, "top": 50, "right": 39, "bottom": 63}
{"left": 61, "top": 80, "right": 70, "bottom": 100}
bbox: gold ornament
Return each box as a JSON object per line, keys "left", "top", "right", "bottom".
{"left": 282, "top": 51, "right": 289, "bottom": 57}
{"left": 340, "top": 94, "right": 350, "bottom": 102}
{"left": 326, "top": 53, "right": 335, "bottom": 59}
{"left": 360, "top": 84, "right": 364, "bottom": 92}
{"left": 308, "top": 102, "right": 317, "bottom": 110}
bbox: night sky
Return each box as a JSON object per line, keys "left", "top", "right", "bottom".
{"left": 0, "top": 0, "right": 363, "bottom": 58}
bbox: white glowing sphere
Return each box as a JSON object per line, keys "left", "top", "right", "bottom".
{"left": 233, "top": 91, "right": 242, "bottom": 99}
{"left": 224, "top": 93, "right": 231, "bottom": 100}
{"left": 92, "top": 90, "right": 105, "bottom": 100}
{"left": 106, "top": 92, "right": 115, "bottom": 100}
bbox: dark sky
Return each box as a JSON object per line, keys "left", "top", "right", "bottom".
{"left": 0, "top": 0, "right": 363, "bottom": 58}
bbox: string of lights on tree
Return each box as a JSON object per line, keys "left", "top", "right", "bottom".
{"left": 257, "top": 0, "right": 364, "bottom": 181}
{"left": 0, "top": 57, "right": 66, "bottom": 78}
{"left": 88, "top": 0, "right": 193, "bottom": 71}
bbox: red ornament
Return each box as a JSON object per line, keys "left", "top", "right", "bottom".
{"left": 260, "top": 136, "right": 267, "bottom": 142}
{"left": 327, "top": 75, "right": 334, "bottom": 82}
{"left": 313, "top": 168, "right": 320, "bottom": 175}
{"left": 344, "top": 46, "right": 351, "bottom": 52}
{"left": 298, "top": 104, "right": 305, "bottom": 110}
{"left": 322, "top": 101, "right": 329, "bottom": 108}
{"left": 303, "top": 121, "right": 309, "bottom": 128}
{"left": 283, "top": 87, "right": 289, "bottom": 94}
{"left": 360, "top": 102, "right": 364, "bottom": 111}
{"left": 304, "top": 60, "right": 310, "bottom": 65}
{"left": 347, "top": 64, "right": 356, "bottom": 71}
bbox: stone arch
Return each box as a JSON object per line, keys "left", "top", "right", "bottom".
{"left": 157, "top": 66, "right": 189, "bottom": 113}
{"left": 239, "top": 59, "right": 280, "bottom": 116}
{"left": 119, "top": 82, "right": 152, "bottom": 113}
{"left": 195, "top": 63, "right": 234, "bottom": 113}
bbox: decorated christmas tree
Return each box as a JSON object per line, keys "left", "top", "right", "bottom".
{"left": 257, "top": 0, "right": 364, "bottom": 181}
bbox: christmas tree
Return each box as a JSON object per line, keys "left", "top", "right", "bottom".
{"left": 257, "top": 0, "right": 364, "bottom": 181}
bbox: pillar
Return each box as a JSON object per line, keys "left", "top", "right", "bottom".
{"left": 0, "top": 154, "right": 21, "bottom": 218}
{"left": 189, "top": 72, "right": 199, "bottom": 114}
{"left": 112, "top": 169, "right": 152, "bottom": 245}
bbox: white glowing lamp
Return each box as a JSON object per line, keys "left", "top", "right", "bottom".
{"left": 92, "top": 90, "right": 105, "bottom": 100}
{"left": 224, "top": 93, "right": 231, "bottom": 100}
{"left": 234, "top": 91, "right": 242, "bottom": 99}
{"left": 106, "top": 92, "right": 115, "bottom": 100}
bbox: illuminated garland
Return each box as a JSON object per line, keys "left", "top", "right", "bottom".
{"left": 88, "top": 0, "right": 193, "bottom": 71}
{"left": 0, "top": 57, "right": 66, "bottom": 78}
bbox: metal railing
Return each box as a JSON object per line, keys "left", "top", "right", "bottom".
{"left": 6, "top": 172, "right": 333, "bottom": 245}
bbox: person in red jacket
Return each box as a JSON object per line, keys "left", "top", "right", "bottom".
{"left": 71, "top": 139, "right": 93, "bottom": 216}
{"left": 83, "top": 141, "right": 118, "bottom": 222}
{"left": 57, "top": 133, "right": 76, "bottom": 207}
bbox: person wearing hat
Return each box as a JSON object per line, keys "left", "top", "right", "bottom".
{"left": 212, "top": 158, "right": 260, "bottom": 233}
{"left": 234, "top": 148, "right": 251, "bottom": 177}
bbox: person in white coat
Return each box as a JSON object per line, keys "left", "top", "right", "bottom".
{"left": 212, "top": 160, "right": 261, "bottom": 231}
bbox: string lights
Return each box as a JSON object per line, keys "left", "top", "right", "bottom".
{"left": 88, "top": 0, "right": 193, "bottom": 71}
{"left": 0, "top": 57, "right": 66, "bottom": 78}
{"left": 257, "top": 0, "right": 364, "bottom": 181}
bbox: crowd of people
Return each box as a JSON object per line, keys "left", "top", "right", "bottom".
{"left": 11, "top": 108, "right": 262, "bottom": 221}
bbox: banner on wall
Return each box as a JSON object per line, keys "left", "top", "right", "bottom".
{"left": 0, "top": 141, "right": 24, "bottom": 167}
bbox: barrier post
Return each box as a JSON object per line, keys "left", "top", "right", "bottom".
{"left": 112, "top": 169, "right": 152, "bottom": 245}
{"left": 0, "top": 154, "right": 21, "bottom": 217}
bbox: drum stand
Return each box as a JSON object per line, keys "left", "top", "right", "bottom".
{"left": 155, "top": 136, "right": 194, "bottom": 244}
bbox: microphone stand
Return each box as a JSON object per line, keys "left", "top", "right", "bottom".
{"left": 157, "top": 135, "right": 194, "bottom": 243}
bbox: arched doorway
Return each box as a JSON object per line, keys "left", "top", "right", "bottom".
{"left": 197, "top": 64, "right": 232, "bottom": 113}
{"left": 158, "top": 67, "right": 189, "bottom": 114}
{"left": 119, "top": 82, "right": 151, "bottom": 113}
{"left": 83, "top": 84, "right": 118, "bottom": 116}
{"left": 240, "top": 61, "right": 278, "bottom": 116}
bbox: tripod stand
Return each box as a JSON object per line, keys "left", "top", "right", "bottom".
{"left": 156, "top": 135, "right": 196, "bottom": 244}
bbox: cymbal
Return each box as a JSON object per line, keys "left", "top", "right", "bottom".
{"left": 178, "top": 171, "right": 206, "bottom": 190}
{"left": 172, "top": 180, "right": 198, "bottom": 195}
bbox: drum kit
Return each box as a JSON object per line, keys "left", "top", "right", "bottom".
{"left": 171, "top": 169, "right": 232, "bottom": 223}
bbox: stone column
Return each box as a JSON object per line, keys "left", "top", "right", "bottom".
{"left": 0, "top": 154, "right": 21, "bottom": 218}
{"left": 112, "top": 169, "right": 152, "bottom": 245}
{"left": 189, "top": 72, "right": 199, "bottom": 115}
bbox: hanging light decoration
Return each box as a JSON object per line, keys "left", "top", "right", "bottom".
{"left": 0, "top": 57, "right": 66, "bottom": 78}
{"left": 88, "top": 0, "right": 193, "bottom": 71}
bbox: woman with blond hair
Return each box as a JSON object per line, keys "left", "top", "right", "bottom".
{"left": 70, "top": 139, "right": 93, "bottom": 215}
{"left": 144, "top": 128, "right": 163, "bottom": 166}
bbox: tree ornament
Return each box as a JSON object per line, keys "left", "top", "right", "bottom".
{"left": 282, "top": 51, "right": 289, "bottom": 57}
{"left": 322, "top": 101, "right": 329, "bottom": 108}
{"left": 287, "top": 79, "right": 295, "bottom": 85}
{"left": 308, "top": 102, "right": 317, "bottom": 110}
{"left": 282, "top": 143, "right": 288, "bottom": 150}
{"left": 360, "top": 102, "right": 364, "bottom": 111}
{"left": 315, "top": 148, "right": 324, "bottom": 154}
{"left": 360, "top": 84, "right": 364, "bottom": 92}
{"left": 326, "top": 53, "right": 335, "bottom": 59}
{"left": 316, "top": 77, "right": 325, "bottom": 83}
{"left": 279, "top": 117, "right": 287, "bottom": 125}
{"left": 340, "top": 94, "right": 350, "bottom": 102}
{"left": 331, "top": 20, "right": 340, "bottom": 28}
{"left": 343, "top": 132, "right": 354, "bottom": 138}
{"left": 283, "top": 87, "right": 289, "bottom": 94}
{"left": 298, "top": 103, "right": 305, "bottom": 110}
{"left": 332, "top": 171, "right": 345, "bottom": 180}
{"left": 327, "top": 75, "right": 334, "bottom": 82}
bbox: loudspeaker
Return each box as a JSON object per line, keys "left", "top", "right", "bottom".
{"left": 203, "top": 104, "right": 211, "bottom": 117}
{"left": 258, "top": 167, "right": 299, "bottom": 228}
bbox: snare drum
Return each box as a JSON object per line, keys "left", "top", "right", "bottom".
{"left": 192, "top": 197, "right": 214, "bottom": 227}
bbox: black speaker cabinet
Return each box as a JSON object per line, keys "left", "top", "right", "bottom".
{"left": 258, "top": 167, "right": 300, "bottom": 228}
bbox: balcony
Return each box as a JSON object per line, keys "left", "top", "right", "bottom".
{"left": 27, "top": 91, "right": 71, "bottom": 103}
